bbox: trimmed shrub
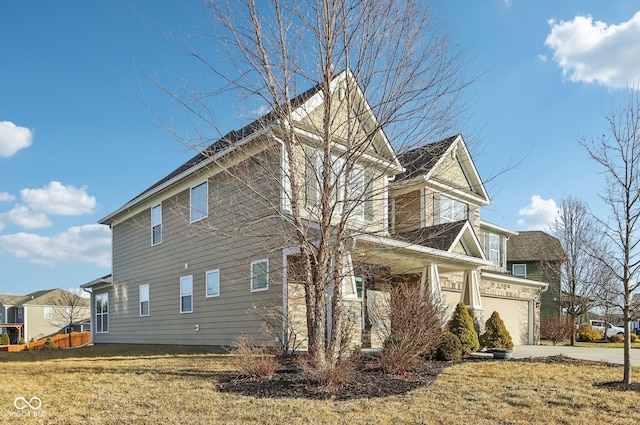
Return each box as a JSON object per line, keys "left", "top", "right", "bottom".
{"left": 448, "top": 302, "right": 479, "bottom": 355}
{"left": 0, "top": 333, "right": 9, "bottom": 345}
{"left": 479, "top": 311, "right": 513, "bottom": 350}
{"left": 631, "top": 333, "right": 638, "bottom": 343}
{"left": 42, "top": 338, "right": 57, "bottom": 350}
{"left": 18, "top": 337, "right": 25, "bottom": 345}
{"left": 435, "top": 332, "right": 462, "bottom": 361}
{"left": 576, "top": 325, "right": 602, "bottom": 343}
{"left": 608, "top": 334, "right": 624, "bottom": 343}
{"left": 541, "top": 315, "right": 574, "bottom": 346}
{"left": 231, "top": 334, "right": 278, "bottom": 379}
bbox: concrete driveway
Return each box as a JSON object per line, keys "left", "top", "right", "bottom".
{"left": 511, "top": 344, "right": 640, "bottom": 366}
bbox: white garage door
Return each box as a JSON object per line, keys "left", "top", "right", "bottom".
{"left": 481, "top": 297, "right": 531, "bottom": 345}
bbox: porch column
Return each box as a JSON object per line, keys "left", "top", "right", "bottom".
{"left": 420, "top": 264, "right": 443, "bottom": 302}
{"left": 461, "top": 269, "right": 484, "bottom": 331}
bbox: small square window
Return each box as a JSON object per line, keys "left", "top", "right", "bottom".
{"left": 512, "top": 264, "right": 527, "bottom": 278}
{"left": 206, "top": 269, "right": 220, "bottom": 297}
{"left": 251, "top": 259, "right": 269, "bottom": 292}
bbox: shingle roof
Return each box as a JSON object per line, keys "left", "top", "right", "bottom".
{"left": 395, "top": 135, "right": 458, "bottom": 181}
{"left": 507, "top": 231, "right": 566, "bottom": 262}
{"left": 0, "top": 294, "right": 25, "bottom": 306}
{"left": 397, "top": 220, "right": 467, "bottom": 251}
{"left": 0, "top": 289, "right": 89, "bottom": 307}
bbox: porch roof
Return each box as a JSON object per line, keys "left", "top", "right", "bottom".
{"left": 352, "top": 233, "right": 492, "bottom": 274}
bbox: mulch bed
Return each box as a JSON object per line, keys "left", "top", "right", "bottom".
{"left": 215, "top": 353, "right": 640, "bottom": 400}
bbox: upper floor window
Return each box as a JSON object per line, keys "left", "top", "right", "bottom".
{"left": 17, "top": 308, "right": 23, "bottom": 320}
{"left": 43, "top": 306, "right": 52, "bottom": 319}
{"left": 434, "top": 194, "right": 468, "bottom": 224}
{"left": 512, "top": 264, "right": 527, "bottom": 278}
{"left": 151, "top": 204, "right": 162, "bottom": 245}
{"left": 481, "top": 231, "right": 503, "bottom": 267}
{"left": 190, "top": 181, "right": 208, "bottom": 222}
{"left": 206, "top": 269, "right": 220, "bottom": 297}
{"left": 251, "top": 259, "right": 269, "bottom": 292}
{"left": 139, "top": 284, "right": 150, "bottom": 317}
{"left": 180, "top": 276, "right": 193, "bottom": 313}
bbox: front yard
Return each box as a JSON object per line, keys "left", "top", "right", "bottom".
{"left": 1, "top": 345, "right": 640, "bottom": 424}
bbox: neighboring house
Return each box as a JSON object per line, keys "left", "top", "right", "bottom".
{"left": 83, "top": 71, "right": 551, "bottom": 348}
{"left": 0, "top": 289, "right": 90, "bottom": 343}
{"left": 507, "top": 231, "right": 565, "bottom": 325}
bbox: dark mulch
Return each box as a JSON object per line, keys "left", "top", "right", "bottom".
{"left": 594, "top": 380, "right": 640, "bottom": 393}
{"left": 515, "top": 354, "right": 619, "bottom": 367}
{"left": 215, "top": 354, "right": 450, "bottom": 400}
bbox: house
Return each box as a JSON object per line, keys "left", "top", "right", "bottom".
{"left": 0, "top": 289, "right": 90, "bottom": 343}
{"left": 82, "top": 70, "right": 551, "bottom": 348}
{"left": 507, "top": 231, "right": 565, "bottom": 325}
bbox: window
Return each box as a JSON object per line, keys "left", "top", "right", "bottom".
{"left": 350, "top": 165, "right": 365, "bottom": 219}
{"left": 17, "top": 308, "right": 22, "bottom": 320}
{"left": 251, "top": 259, "right": 269, "bottom": 292}
{"left": 434, "top": 194, "right": 468, "bottom": 224}
{"left": 489, "top": 233, "right": 501, "bottom": 266}
{"left": 354, "top": 276, "right": 364, "bottom": 300}
{"left": 151, "top": 204, "right": 162, "bottom": 245}
{"left": 95, "top": 293, "right": 109, "bottom": 333}
{"left": 190, "top": 181, "right": 208, "bottom": 222}
{"left": 180, "top": 276, "right": 193, "bottom": 313}
{"left": 206, "top": 269, "right": 220, "bottom": 297}
{"left": 512, "top": 264, "right": 527, "bottom": 278}
{"left": 44, "top": 306, "right": 52, "bottom": 319}
{"left": 305, "top": 148, "right": 320, "bottom": 208}
{"left": 364, "top": 169, "right": 375, "bottom": 221}
{"left": 139, "top": 284, "right": 149, "bottom": 317}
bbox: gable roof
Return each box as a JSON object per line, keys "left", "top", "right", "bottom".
{"left": 507, "top": 231, "right": 566, "bottom": 262}
{"left": 393, "top": 134, "right": 490, "bottom": 204}
{"left": 397, "top": 220, "right": 485, "bottom": 258}
{"left": 0, "top": 289, "right": 89, "bottom": 307}
{"left": 100, "top": 69, "right": 402, "bottom": 225}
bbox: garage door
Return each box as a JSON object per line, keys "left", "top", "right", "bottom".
{"left": 481, "top": 297, "right": 531, "bottom": 345}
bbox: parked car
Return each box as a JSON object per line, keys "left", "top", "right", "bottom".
{"left": 589, "top": 320, "right": 625, "bottom": 336}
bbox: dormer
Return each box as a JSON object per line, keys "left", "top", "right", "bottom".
{"left": 479, "top": 220, "right": 518, "bottom": 272}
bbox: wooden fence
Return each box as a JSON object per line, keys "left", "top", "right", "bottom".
{"left": 0, "top": 331, "right": 91, "bottom": 351}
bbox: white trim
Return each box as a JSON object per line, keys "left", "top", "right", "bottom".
{"left": 189, "top": 181, "right": 208, "bottom": 223}
{"left": 151, "top": 203, "right": 162, "bottom": 246}
{"left": 481, "top": 270, "right": 548, "bottom": 290}
{"left": 250, "top": 259, "right": 270, "bottom": 292}
{"left": 180, "top": 275, "right": 194, "bottom": 313}
{"left": 139, "top": 284, "right": 150, "bottom": 317}
{"left": 95, "top": 292, "right": 109, "bottom": 334}
{"left": 479, "top": 220, "right": 518, "bottom": 236}
{"left": 205, "top": 269, "right": 220, "bottom": 298}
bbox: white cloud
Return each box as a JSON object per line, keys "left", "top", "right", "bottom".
{"left": 0, "top": 205, "right": 52, "bottom": 230}
{"left": 0, "top": 192, "right": 15, "bottom": 202}
{"left": 21, "top": 181, "right": 96, "bottom": 215}
{"left": 517, "top": 195, "right": 559, "bottom": 231}
{"left": 0, "top": 224, "right": 111, "bottom": 268}
{"left": 0, "top": 121, "right": 33, "bottom": 157}
{"left": 545, "top": 12, "right": 640, "bottom": 88}
{"left": 537, "top": 54, "right": 548, "bottom": 63}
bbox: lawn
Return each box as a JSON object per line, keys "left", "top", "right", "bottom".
{"left": 1, "top": 345, "right": 640, "bottom": 424}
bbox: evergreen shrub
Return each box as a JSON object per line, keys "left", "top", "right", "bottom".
{"left": 479, "top": 311, "right": 513, "bottom": 350}
{"left": 448, "top": 302, "right": 479, "bottom": 355}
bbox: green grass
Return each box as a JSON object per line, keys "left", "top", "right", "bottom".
{"left": 1, "top": 345, "right": 640, "bottom": 424}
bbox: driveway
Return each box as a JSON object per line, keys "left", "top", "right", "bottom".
{"left": 511, "top": 344, "right": 640, "bottom": 366}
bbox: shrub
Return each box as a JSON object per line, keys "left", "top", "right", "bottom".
{"left": 42, "top": 338, "right": 57, "bottom": 350}
{"left": 576, "top": 325, "right": 602, "bottom": 343}
{"left": 18, "top": 337, "right": 25, "bottom": 345}
{"left": 541, "top": 315, "right": 574, "bottom": 346}
{"left": 376, "top": 284, "right": 445, "bottom": 374}
{"left": 608, "top": 334, "right": 624, "bottom": 343}
{"left": 631, "top": 333, "right": 638, "bottom": 343}
{"left": 479, "top": 311, "right": 513, "bottom": 350}
{"left": 448, "top": 302, "right": 479, "bottom": 355}
{"left": 231, "top": 334, "right": 278, "bottom": 379}
{"left": 298, "top": 353, "right": 355, "bottom": 390}
{"left": 0, "top": 333, "right": 9, "bottom": 345}
{"left": 434, "top": 332, "right": 462, "bottom": 361}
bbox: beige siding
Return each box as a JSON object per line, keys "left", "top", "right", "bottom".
{"left": 26, "top": 305, "right": 90, "bottom": 341}
{"left": 431, "top": 154, "right": 473, "bottom": 194}
{"left": 393, "top": 190, "right": 421, "bottom": 232}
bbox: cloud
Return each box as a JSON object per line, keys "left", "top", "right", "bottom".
{"left": 545, "top": 12, "right": 640, "bottom": 88}
{"left": 0, "top": 205, "right": 52, "bottom": 230}
{"left": 517, "top": 195, "right": 559, "bottom": 231}
{"left": 0, "top": 192, "right": 15, "bottom": 202}
{"left": 0, "top": 224, "right": 111, "bottom": 268}
{"left": 21, "top": 181, "right": 96, "bottom": 215}
{"left": 0, "top": 121, "right": 33, "bottom": 157}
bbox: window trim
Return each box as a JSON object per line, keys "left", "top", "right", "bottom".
{"left": 139, "top": 284, "right": 150, "bottom": 317}
{"left": 512, "top": 264, "right": 527, "bottom": 278}
{"left": 95, "top": 293, "right": 109, "bottom": 334}
{"left": 43, "top": 306, "right": 52, "bottom": 319}
{"left": 434, "top": 193, "right": 468, "bottom": 224}
{"left": 151, "top": 203, "right": 162, "bottom": 246}
{"left": 190, "top": 181, "right": 209, "bottom": 223}
{"left": 180, "top": 275, "right": 194, "bottom": 313}
{"left": 206, "top": 269, "right": 220, "bottom": 298}
{"left": 250, "top": 259, "right": 269, "bottom": 292}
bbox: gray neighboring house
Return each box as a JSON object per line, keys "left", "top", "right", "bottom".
{"left": 507, "top": 231, "right": 566, "bottom": 325}
{"left": 0, "top": 289, "right": 90, "bottom": 343}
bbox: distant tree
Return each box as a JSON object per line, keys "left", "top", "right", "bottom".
{"left": 541, "top": 314, "right": 574, "bottom": 346}
{"left": 49, "top": 288, "right": 89, "bottom": 347}
{"left": 580, "top": 85, "right": 640, "bottom": 385}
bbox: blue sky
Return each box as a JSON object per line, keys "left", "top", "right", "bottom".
{"left": 1, "top": 1, "right": 639, "bottom": 295}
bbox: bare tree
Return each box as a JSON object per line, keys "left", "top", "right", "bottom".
{"left": 580, "top": 86, "right": 640, "bottom": 384}
{"left": 49, "top": 288, "right": 90, "bottom": 346}
{"left": 548, "top": 196, "right": 610, "bottom": 345}
{"left": 153, "top": 0, "right": 474, "bottom": 379}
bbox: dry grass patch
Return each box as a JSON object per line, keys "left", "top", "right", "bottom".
{"left": 1, "top": 345, "right": 640, "bottom": 424}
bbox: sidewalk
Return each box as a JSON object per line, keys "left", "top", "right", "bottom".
{"left": 511, "top": 344, "right": 640, "bottom": 366}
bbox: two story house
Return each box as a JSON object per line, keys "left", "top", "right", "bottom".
{"left": 83, "top": 70, "right": 549, "bottom": 348}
